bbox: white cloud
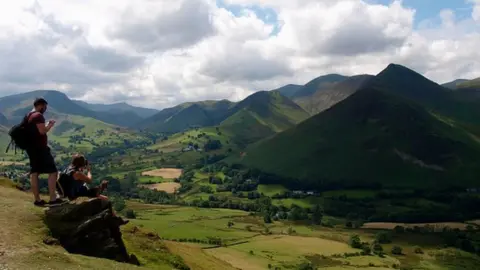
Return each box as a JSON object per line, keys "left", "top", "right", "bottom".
{"left": 0, "top": 0, "right": 478, "bottom": 109}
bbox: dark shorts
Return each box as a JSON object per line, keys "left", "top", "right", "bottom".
{"left": 76, "top": 186, "right": 99, "bottom": 198}
{"left": 26, "top": 147, "right": 58, "bottom": 174}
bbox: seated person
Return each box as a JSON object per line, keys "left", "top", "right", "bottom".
{"left": 56, "top": 154, "right": 108, "bottom": 201}
{"left": 56, "top": 154, "right": 128, "bottom": 224}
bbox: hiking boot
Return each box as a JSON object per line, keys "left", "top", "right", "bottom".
{"left": 48, "top": 198, "right": 66, "bottom": 206}
{"left": 34, "top": 200, "right": 46, "bottom": 207}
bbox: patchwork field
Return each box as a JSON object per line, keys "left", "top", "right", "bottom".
{"left": 141, "top": 168, "right": 183, "bottom": 179}
{"left": 139, "top": 182, "right": 181, "bottom": 194}
{"left": 123, "top": 201, "right": 480, "bottom": 270}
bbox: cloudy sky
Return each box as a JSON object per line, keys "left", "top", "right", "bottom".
{"left": 0, "top": 0, "right": 479, "bottom": 109}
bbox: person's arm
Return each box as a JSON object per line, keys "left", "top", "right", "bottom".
{"left": 73, "top": 171, "right": 93, "bottom": 184}
{"left": 30, "top": 113, "right": 54, "bottom": 135}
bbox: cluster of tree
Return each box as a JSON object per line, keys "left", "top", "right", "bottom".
{"left": 204, "top": 140, "right": 222, "bottom": 152}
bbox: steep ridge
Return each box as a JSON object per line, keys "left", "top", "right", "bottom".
{"left": 295, "top": 75, "right": 373, "bottom": 115}
{"left": 292, "top": 74, "right": 347, "bottom": 98}
{"left": 362, "top": 64, "right": 480, "bottom": 126}
{"left": 241, "top": 88, "right": 480, "bottom": 190}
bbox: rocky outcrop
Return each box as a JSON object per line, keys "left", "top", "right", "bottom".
{"left": 44, "top": 198, "right": 139, "bottom": 265}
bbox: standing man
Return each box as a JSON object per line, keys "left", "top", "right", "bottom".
{"left": 26, "top": 98, "right": 64, "bottom": 206}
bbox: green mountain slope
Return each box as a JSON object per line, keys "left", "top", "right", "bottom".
{"left": 0, "top": 90, "right": 141, "bottom": 127}
{"left": 138, "top": 100, "right": 234, "bottom": 133}
{"left": 220, "top": 91, "right": 309, "bottom": 147}
{"left": 295, "top": 75, "right": 373, "bottom": 115}
{"left": 363, "top": 64, "right": 480, "bottom": 126}
{"left": 74, "top": 100, "right": 159, "bottom": 118}
{"left": 292, "top": 74, "right": 347, "bottom": 98}
{"left": 271, "top": 84, "right": 302, "bottom": 98}
{"left": 241, "top": 88, "right": 480, "bottom": 190}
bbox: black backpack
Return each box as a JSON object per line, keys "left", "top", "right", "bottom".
{"left": 5, "top": 112, "right": 35, "bottom": 154}
{"left": 56, "top": 166, "right": 77, "bottom": 200}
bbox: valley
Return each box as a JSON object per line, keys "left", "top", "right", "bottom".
{"left": 1, "top": 63, "right": 480, "bottom": 269}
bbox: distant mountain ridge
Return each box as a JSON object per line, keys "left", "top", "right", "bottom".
{"left": 292, "top": 74, "right": 348, "bottom": 99}
{"left": 74, "top": 100, "right": 159, "bottom": 118}
{"left": 0, "top": 90, "right": 141, "bottom": 128}
{"left": 138, "top": 91, "right": 309, "bottom": 138}
{"left": 271, "top": 84, "right": 302, "bottom": 98}
{"left": 295, "top": 75, "right": 374, "bottom": 115}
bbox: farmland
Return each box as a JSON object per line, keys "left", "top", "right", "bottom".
{"left": 122, "top": 201, "right": 480, "bottom": 270}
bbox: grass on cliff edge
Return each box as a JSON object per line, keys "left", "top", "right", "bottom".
{"left": 0, "top": 177, "right": 180, "bottom": 270}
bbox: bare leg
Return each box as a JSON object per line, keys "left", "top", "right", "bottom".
{"left": 30, "top": 173, "right": 41, "bottom": 201}
{"left": 47, "top": 172, "right": 58, "bottom": 201}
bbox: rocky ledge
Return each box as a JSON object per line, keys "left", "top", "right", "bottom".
{"left": 44, "top": 198, "right": 139, "bottom": 265}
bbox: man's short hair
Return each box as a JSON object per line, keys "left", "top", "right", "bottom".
{"left": 33, "top": 98, "right": 48, "bottom": 107}
{"left": 71, "top": 154, "right": 87, "bottom": 168}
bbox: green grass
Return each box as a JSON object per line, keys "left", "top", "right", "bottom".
{"left": 257, "top": 184, "right": 288, "bottom": 196}
{"left": 123, "top": 200, "right": 480, "bottom": 270}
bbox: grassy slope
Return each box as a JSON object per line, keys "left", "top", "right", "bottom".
{"left": 241, "top": 88, "right": 480, "bottom": 189}
{"left": 0, "top": 178, "right": 195, "bottom": 270}
{"left": 220, "top": 91, "right": 309, "bottom": 147}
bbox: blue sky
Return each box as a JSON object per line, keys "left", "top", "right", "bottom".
{"left": 218, "top": 0, "right": 475, "bottom": 33}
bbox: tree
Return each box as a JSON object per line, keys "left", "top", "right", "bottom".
{"left": 371, "top": 242, "right": 383, "bottom": 255}
{"left": 125, "top": 209, "right": 136, "bottom": 219}
{"left": 311, "top": 204, "right": 323, "bottom": 225}
{"left": 349, "top": 235, "right": 362, "bottom": 249}
{"left": 391, "top": 246, "right": 403, "bottom": 255}
{"left": 264, "top": 213, "right": 272, "bottom": 224}
{"left": 227, "top": 221, "right": 234, "bottom": 228}
{"left": 113, "top": 197, "right": 126, "bottom": 212}
{"left": 375, "top": 232, "right": 392, "bottom": 244}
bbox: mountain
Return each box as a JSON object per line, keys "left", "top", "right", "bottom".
{"left": 0, "top": 113, "right": 7, "bottom": 126}
{"left": 292, "top": 74, "right": 348, "bottom": 99}
{"left": 457, "top": 77, "right": 480, "bottom": 89}
{"left": 74, "top": 100, "right": 158, "bottom": 118}
{"left": 271, "top": 84, "right": 302, "bottom": 98}
{"left": 0, "top": 90, "right": 141, "bottom": 127}
{"left": 361, "top": 64, "right": 480, "bottom": 126}
{"left": 295, "top": 75, "right": 374, "bottom": 115}
{"left": 220, "top": 91, "right": 309, "bottom": 146}
{"left": 138, "top": 100, "right": 234, "bottom": 133}
{"left": 240, "top": 88, "right": 480, "bottom": 190}
{"left": 442, "top": 79, "right": 469, "bottom": 89}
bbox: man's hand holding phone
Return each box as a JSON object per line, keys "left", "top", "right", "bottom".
{"left": 47, "top": 120, "right": 56, "bottom": 128}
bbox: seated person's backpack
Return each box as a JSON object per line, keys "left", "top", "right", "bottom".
{"left": 57, "top": 166, "right": 100, "bottom": 200}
